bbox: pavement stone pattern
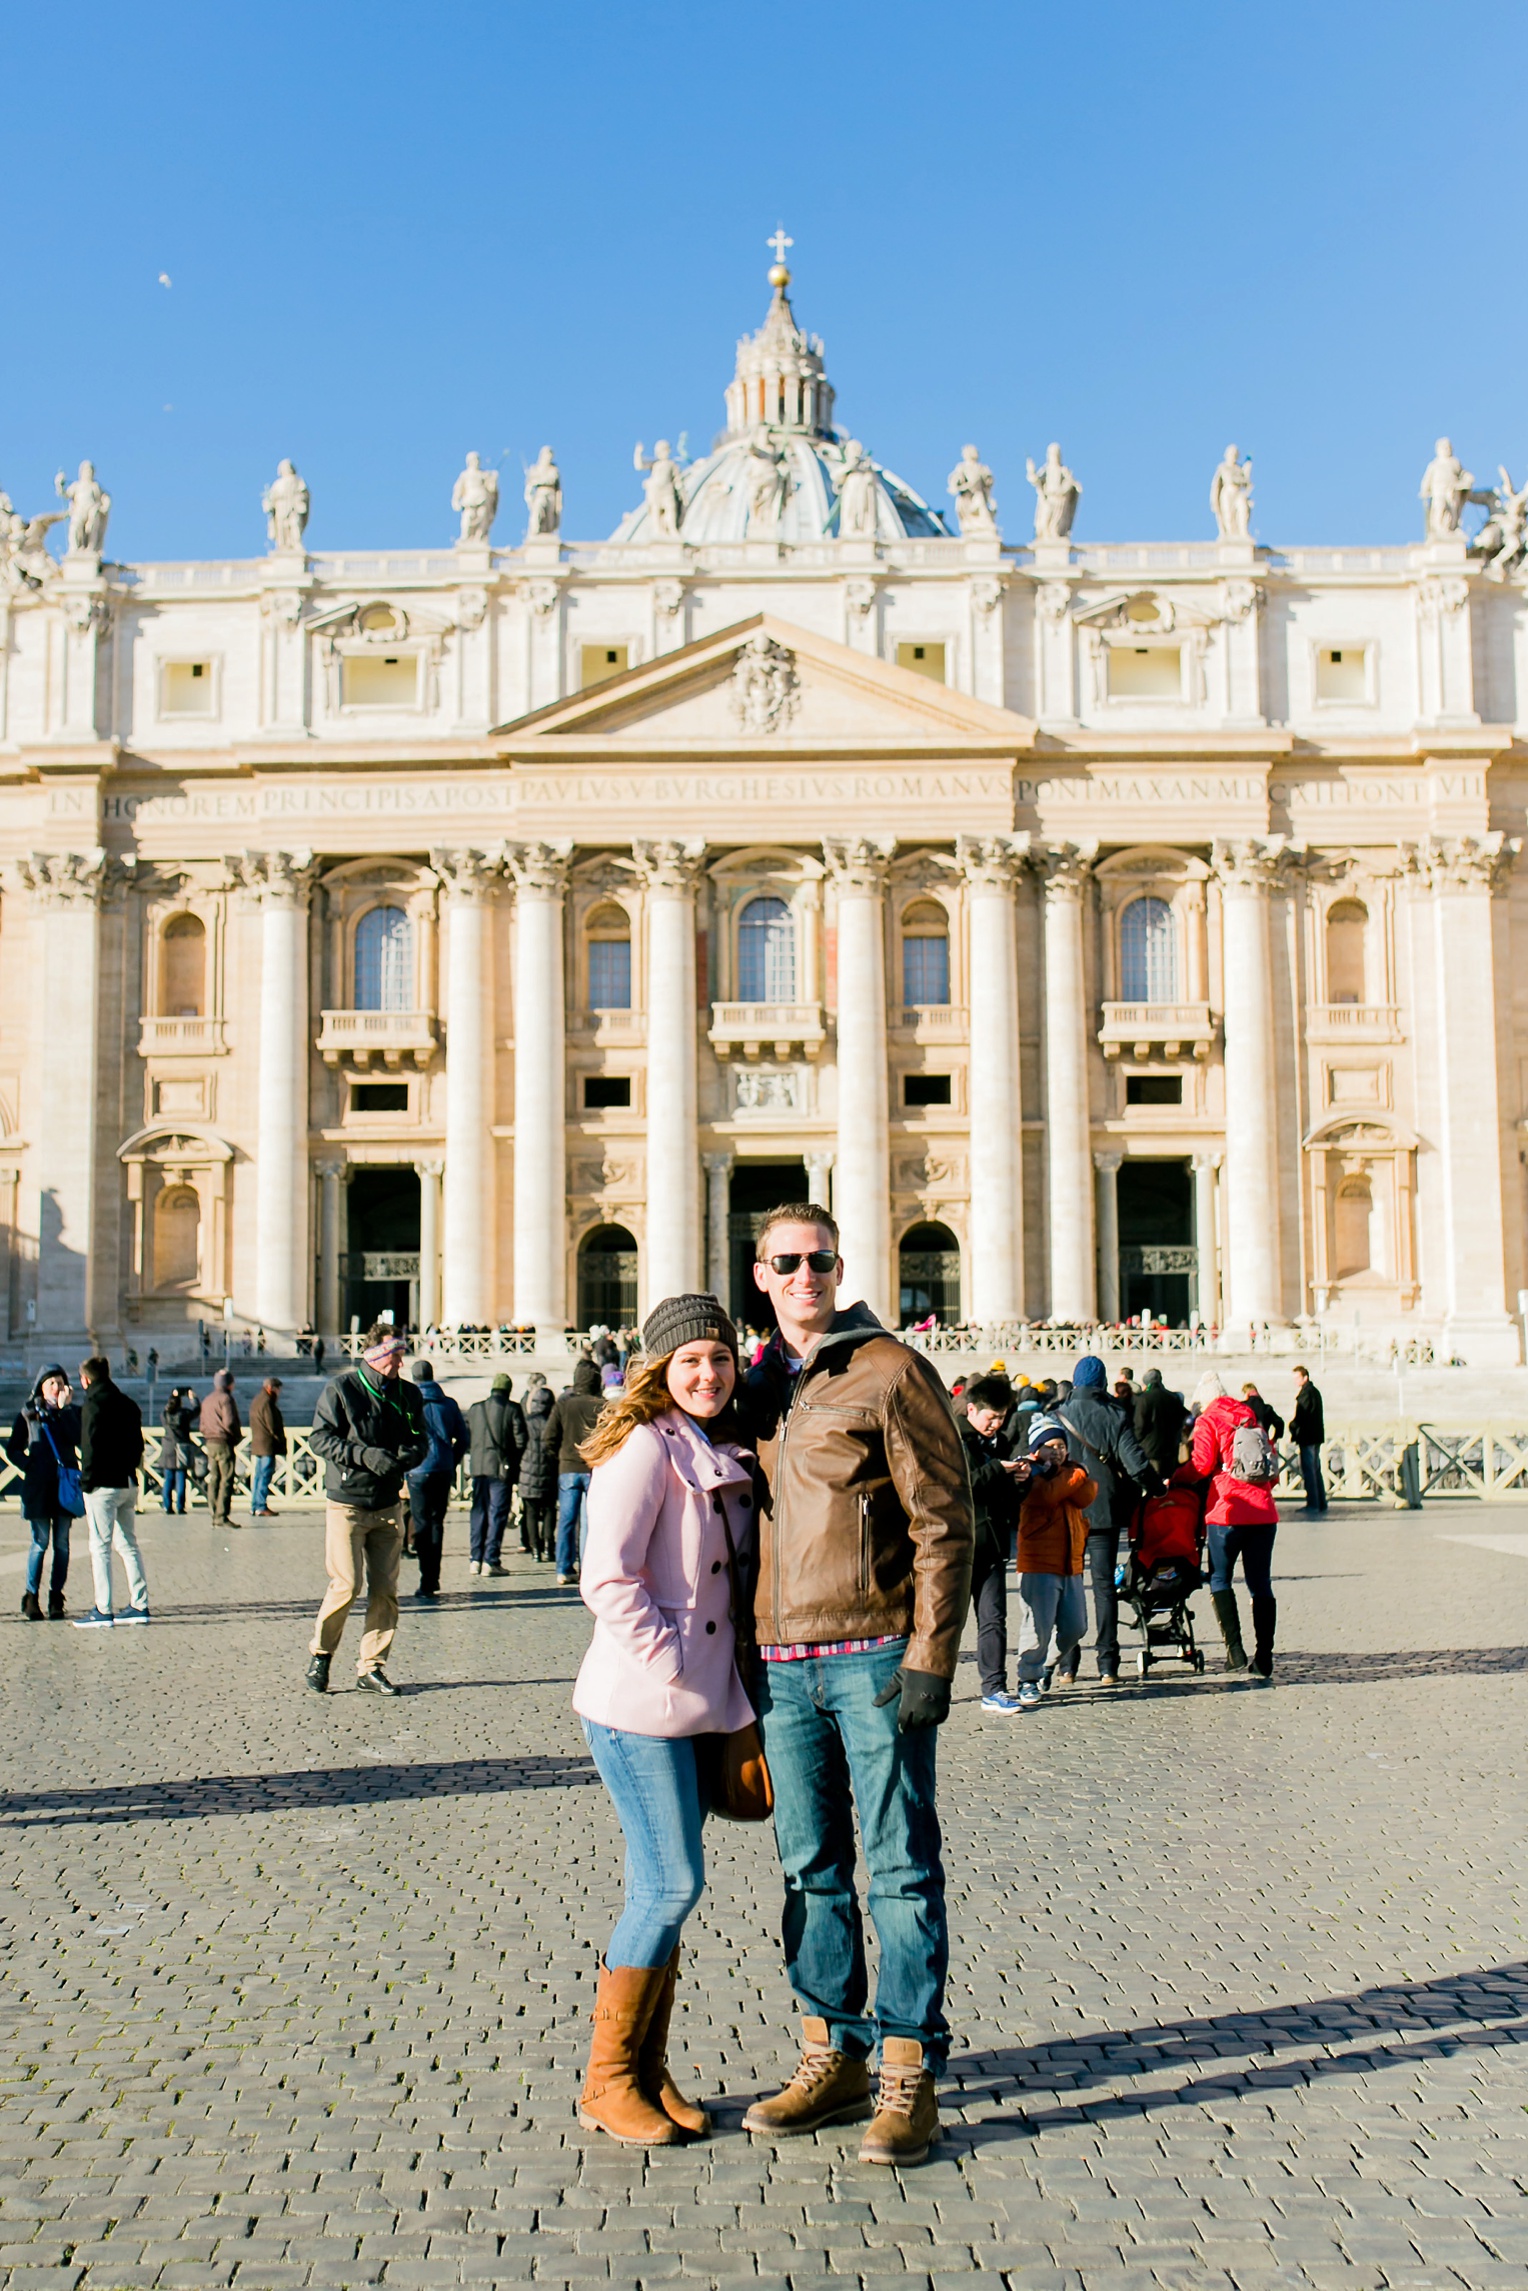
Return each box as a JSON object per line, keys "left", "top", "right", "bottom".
{"left": 0, "top": 1493, "right": 1525, "bottom": 2291}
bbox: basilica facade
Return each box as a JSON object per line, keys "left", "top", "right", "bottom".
{"left": 1, "top": 256, "right": 1525, "bottom": 1365}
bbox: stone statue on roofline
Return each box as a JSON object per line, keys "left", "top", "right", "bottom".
{"left": 1472, "top": 466, "right": 1528, "bottom": 580}
{"left": 452, "top": 450, "right": 499, "bottom": 543}
{"left": 948, "top": 444, "right": 998, "bottom": 535}
{"left": 262, "top": 459, "right": 310, "bottom": 554}
{"left": 1419, "top": 437, "right": 1473, "bottom": 539}
{"left": 523, "top": 445, "right": 561, "bottom": 537}
{"left": 835, "top": 439, "right": 879, "bottom": 538}
{"left": 55, "top": 460, "right": 111, "bottom": 556}
{"left": 0, "top": 495, "right": 66, "bottom": 591}
{"left": 634, "top": 439, "right": 684, "bottom": 536}
{"left": 1025, "top": 441, "right": 1080, "bottom": 541}
{"left": 1210, "top": 444, "right": 1253, "bottom": 541}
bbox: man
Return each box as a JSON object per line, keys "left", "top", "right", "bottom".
{"left": 75, "top": 1356, "right": 148, "bottom": 1627}
{"left": 467, "top": 1373, "right": 526, "bottom": 1576}
{"left": 1057, "top": 1354, "right": 1157, "bottom": 1684}
{"left": 406, "top": 1360, "right": 469, "bottom": 1597}
{"left": 1241, "top": 1382, "right": 1286, "bottom": 1442}
{"left": 1133, "top": 1367, "right": 1187, "bottom": 1472}
{"left": 958, "top": 1374, "right": 1024, "bottom": 1713}
{"left": 249, "top": 1376, "right": 287, "bottom": 1519}
{"left": 198, "top": 1369, "right": 241, "bottom": 1529}
{"left": 545, "top": 1357, "right": 603, "bottom": 1584}
{"left": 306, "top": 1325, "right": 428, "bottom": 1695}
{"left": 1291, "top": 1365, "right": 1328, "bottom": 1515}
{"left": 738, "top": 1203, "right": 973, "bottom": 2169}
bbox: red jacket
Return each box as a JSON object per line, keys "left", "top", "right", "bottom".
{"left": 1190, "top": 1396, "right": 1279, "bottom": 1527}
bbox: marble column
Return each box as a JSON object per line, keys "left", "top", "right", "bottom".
{"left": 1094, "top": 1150, "right": 1121, "bottom": 1323}
{"left": 959, "top": 836, "right": 1026, "bottom": 1322}
{"left": 237, "top": 851, "right": 315, "bottom": 1337}
{"left": 1036, "top": 843, "right": 1097, "bottom": 1322}
{"left": 703, "top": 1151, "right": 734, "bottom": 1301}
{"left": 1192, "top": 1152, "right": 1220, "bottom": 1327}
{"left": 416, "top": 1157, "right": 444, "bottom": 1328}
{"left": 804, "top": 1149, "right": 836, "bottom": 1215}
{"left": 824, "top": 838, "right": 894, "bottom": 1317}
{"left": 508, "top": 841, "right": 571, "bottom": 1332}
{"left": 18, "top": 853, "right": 106, "bottom": 1337}
{"left": 434, "top": 850, "right": 500, "bottom": 1327}
{"left": 1411, "top": 834, "right": 1519, "bottom": 1360}
{"left": 316, "top": 1158, "right": 348, "bottom": 1334}
{"left": 1211, "top": 840, "right": 1284, "bottom": 1329}
{"left": 634, "top": 840, "right": 706, "bottom": 1309}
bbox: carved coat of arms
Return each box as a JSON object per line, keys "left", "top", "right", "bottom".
{"left": 732, "top": 634, "right": 800, "bottom": 735}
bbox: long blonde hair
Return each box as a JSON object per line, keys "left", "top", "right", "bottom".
{"left": 579, "top": 1347, "right": 737, "bottom": 1467}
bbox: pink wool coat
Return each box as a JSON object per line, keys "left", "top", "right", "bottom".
{"left": 572, "top": 1408, "right": 758, "bottom": 1739}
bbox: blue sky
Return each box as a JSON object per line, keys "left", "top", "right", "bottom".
{"left": 5, "top": 1, "right": 1525, "bottom": 560}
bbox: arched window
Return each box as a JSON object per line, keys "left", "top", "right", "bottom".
{"left": 901, "top": 900, "right": 950, "bottom": 1007}
{"left": 153, "top": 1186, "right": 200, "bottom": 1289}
{"left": 1334, "top": 1179, "right": 1373, "bottom": 1279}
{"left": 1119, "top": 896, "right": 1178, "bottom": 1003}
{"left": 738, "top": 895, "right": 796, "bottom": 1002}
{"left": 161, "top": 914, "right": 206, "bottom": 1018}
{"left": 1326, "top": 899, "right": 1368, "bottom": 1005}
{"left": 577, "top": 1223, "right": 638, "bottom": 1327}
{"left": 354, "top": 905, "right": 413, "bottom": 1012}
{"left": 898, "top": 1221, "right": 961, "bottom": 1324}
{"left": 587, "top": 904, "right": 632, "bottom": 1010}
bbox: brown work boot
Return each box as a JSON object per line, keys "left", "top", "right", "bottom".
{"left": 742, "top": 2016, "right": 874, "bottom": 2135}
{"left": 858, "top": 2037, "right": 940, "bottom": 2167}
{"left": 637, "top": 1947, "right": 711, "bottom": 2137}
{"left": 578, "top": 1963, "right": 681, "bottom": 2145}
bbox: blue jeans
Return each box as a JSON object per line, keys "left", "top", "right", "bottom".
{"left": 580, "top": 1719, "right": 706, "bottom": 1968}
{"left": 757, "top": 1638, "right": 950, "bottom": 2067}
{"left": 1207, "top": 1520, "right": 1277, "bottom": 1599}
{"left": 250, "top": 1455, "right": 276, "bottom": 1514}
{"left": 1298, "top": 1444, "right": 1328, "bottom": 1513}
{"left": 25, "top": 1514, "right": 71, "bottom": 1600}
{"left": 556, "top": 1471, "right": 590, "bottom": 1575}
{"left": 161, "top": 1467, "right": 187, "bottom": 1513}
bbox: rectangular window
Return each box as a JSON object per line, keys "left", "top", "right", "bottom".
{"left": 350, "top": 1082, "right": 410, "bottom": 1113}
{"left": 581, "top": 644, "right": 630, "bottom": 688}
{"left": 1316, "top": 645, "right": 1368, "bottom": 701}
{"left": 588, "top": 939, "right": 632, "bottom": 1010}
{"left": 1108, "top": 646, "right": 1182, "bottom": 697}
{"left": 584, "top": 1075, "right": 632, "bottom": 1108}
{"left": 902, "top": 936, "right": 950, "bottom": 1006}
{"left": 1126, "top": 1074, "right": 1183, "bottom": 1106}
{"left": 895, "top": 642, "right": 946, "bottom": 682}
{"left": 341, "top": 654, "right": 418, "bottom": 707}
{"left": 903, "top": 1073, "right": 953, "bottom": 1106}
{"left": 160, "top": 660, "right": 216, "bottom": 717}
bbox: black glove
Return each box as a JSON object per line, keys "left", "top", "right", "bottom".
{"left": 872, "top": 1666, "right": 952, "bottom": 1732}
{"left": 359, "top": 1445, "right": 397, "bottom": 1478}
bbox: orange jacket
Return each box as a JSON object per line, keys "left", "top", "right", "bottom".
{"left": 1015, "top": 1462, "right": 1098, "bottom": 1575}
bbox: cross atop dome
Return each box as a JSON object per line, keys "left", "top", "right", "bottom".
{"left": 725, "top": 234, "right": 833, "bottom": 441}
{"left": 767, "top": 225, "right": 793, "bottom": 286}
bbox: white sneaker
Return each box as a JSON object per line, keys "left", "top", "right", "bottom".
{"left": 467, "top": 1560, "right": 481, "bottom": 1575}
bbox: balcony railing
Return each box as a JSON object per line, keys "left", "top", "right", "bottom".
{"left": 567, "top": 1008, "right": 647, "bottom": 1045}
{"left": 316, "top": 1009, "right": 437, "bottom": 1069}
{"left": 1098, "top": 1001, "right": 1216, "bottom": 1060}
{"left": 709, "top": 1001, "right": 828, "bottom": 1060}
{"left": 138, "top": 1016, "right": 228, "bottom": 1056}
{"left": 1305, "top": 1002, "right": 1404, "bottom": 1041}
{"left": 895, "top": 1004, "right": 969, "bottom": 1039}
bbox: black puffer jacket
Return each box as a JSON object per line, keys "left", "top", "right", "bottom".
{"left": 517, "top": 1385, "right": 557, "bottom": 1502}
{"left": 310, "top": 1367, "right": 428, "bottom": 1508}
{"left": 4, "top": 1370, "right": 81, "bottom": 1521}
{"left": 1059, "top": 1387, "right": 1157, "bottom": 1536}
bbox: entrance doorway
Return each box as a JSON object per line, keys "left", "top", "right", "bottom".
{"left": 1117, "top": 1160, "right": 1195, "bottom": 1325}
{"left": 899, "top": 1222, "right": 961, "bottom": 1325}
{"left": 727, "top": 1160, "right": 808, "bottom": 1329}
{"left": 578, "top": 1224, "right": 639, "bottom": 1328}
{"left": 343, "top": 1167, "right": 421, "bottom": 1332}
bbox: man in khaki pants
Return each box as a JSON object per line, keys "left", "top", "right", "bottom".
{"left": 306, "top": 1326, "right": 427, "bottom": 1695}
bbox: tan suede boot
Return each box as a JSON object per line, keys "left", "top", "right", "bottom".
{"left": 637, "top": 1947, "right": 711, "bottom": 2137}
{"left": 858, "top": 2037, "right": 940, "bottom": 2166}
{"left": 742, "top": 2016, "right": 874, "bottom": 2135}
{"left": 578, "top": 1963, "right": 682, "bottom": 2145}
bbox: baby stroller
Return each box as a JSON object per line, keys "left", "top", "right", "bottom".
{"left": 1121, "top": 1469, "right": 1207, "bottom": 1678}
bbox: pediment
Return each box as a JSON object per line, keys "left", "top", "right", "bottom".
{"left": 496, "top": 615, "right": 1034, "bottom": 755}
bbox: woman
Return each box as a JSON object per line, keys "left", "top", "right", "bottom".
{"left": 1189, "top": 1371, "right": 1279, "bottom": 1679}
{"left": 7, "top": 1364, "right": 81, "bottom": 1620}
{"left": 158, "top": 1387, "right": 195, "bottom": 1514}
{"left": 517, "top": 1374, "right": 557, "bottom": 1559}
{"left": 573, "top": 1292, "right": 756, "bottom": 2146}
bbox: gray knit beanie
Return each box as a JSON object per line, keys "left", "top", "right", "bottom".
{"left": 640, "top": 1292, "right": 738, "bottom": 1362}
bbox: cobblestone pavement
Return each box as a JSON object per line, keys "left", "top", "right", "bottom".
{"left": 1, "top": 1496, "right": 1525, "bottom": 2291}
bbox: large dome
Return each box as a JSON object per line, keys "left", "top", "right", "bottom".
{"left": 610, "top": 259, "right": 949, "bottom": 545}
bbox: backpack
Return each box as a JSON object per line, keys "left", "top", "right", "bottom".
{"left": 1229, "top": 1419, "right": 1279, "bottom": 1485}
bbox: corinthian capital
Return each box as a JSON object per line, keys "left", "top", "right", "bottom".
{"left": 631, "top": 838, "right": 707, "bottom": 895}
{"left": 12, "top": 848, "right": 108, "bottom": 906}
{"left": 822, "top": 834, "right": 896, "bottom": 894}
{"left": 1033, "top": 840, "right": 1098, "bottom": 899}
{"left": 1403, "top": 831, "right": 1521, "bottom": 892}
{"left": 229, "top": 848, "right": 318, "bottom": 903}
{"left": 430, "top": 846, "right": 505, "bottom": 901}
{"left": 957, "top": 832, "right": 1030, "bottom": 891}
{"left": 505, "top": 839, "right": 573, "bottom": 897}
{"left": 1210, "top": 835, "right": 1302, "bottom": 893}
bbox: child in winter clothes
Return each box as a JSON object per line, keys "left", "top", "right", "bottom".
{"left": 1013, "top": 1413, "right": 1097, "bottom": 1707}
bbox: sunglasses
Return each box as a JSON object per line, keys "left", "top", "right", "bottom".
{"left": 764, "top": 1250, "right": 838, "bottom": 1275}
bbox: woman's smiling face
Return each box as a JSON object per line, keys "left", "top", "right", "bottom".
{"left": 665, "top": 1341, "right": 735, "bottom": 1420}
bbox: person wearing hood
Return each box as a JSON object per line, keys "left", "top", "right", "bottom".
{"left": 1189, "top": 1372, "right": 1280, "bottom": 1679}
{"left": 546, "top": 1355, "right": 604, "bottom": 1584}
{"left": 198, "top": 1370, "right": 241, "bottom": 1529}
{"left": 517, "top": 1375, "right": 558, "bottom": 1560}
{"left": 406, "top": 1360, "right": 469, "bottom": 1598}
{"left": 306, "top": 1325, "right": 429, "bottom": 1694}
{"left": 6, "top": 1364, "right": 82, "bottom": 1621}
{"left": 1055, "top": 1354, "right": 1157, "bottom": 1685}
{"left": 158, "top": 1386, "right": 196, "bottom": 1514}
{"left": 738, "top": 1203, "right": 973, "bottom": 2171}
{"left": 467, "top": 1373, "right": 526, "bottom": 1576}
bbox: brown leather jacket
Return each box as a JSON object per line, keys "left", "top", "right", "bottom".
{"left": 742, "top": 1306, "right": 974, "bottom": 1679}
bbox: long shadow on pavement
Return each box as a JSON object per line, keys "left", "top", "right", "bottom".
{"left": 0, "top": 1751, "right": 598, "bottom": 1826}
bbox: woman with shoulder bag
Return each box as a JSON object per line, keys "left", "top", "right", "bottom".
{"left": 6, "top": 1364, "right": 84, "bottom": 1620}
{"left": 573, "top": 1291, "right": 762, "bottom": 2146}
